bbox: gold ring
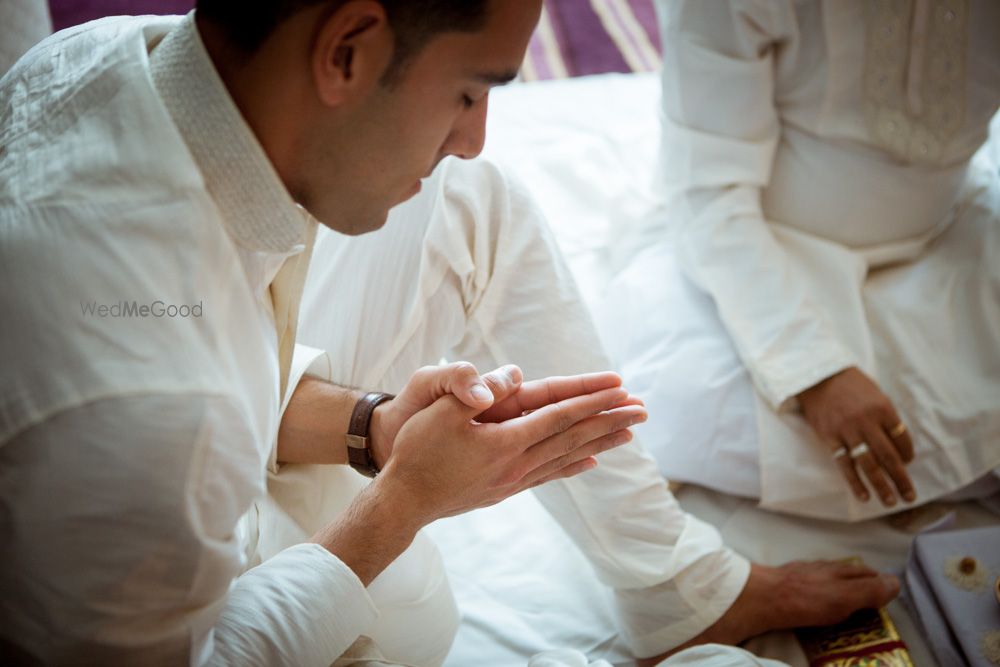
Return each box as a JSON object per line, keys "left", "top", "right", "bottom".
{"left": 888, "top": 422, "right": 907, "bottom": 439}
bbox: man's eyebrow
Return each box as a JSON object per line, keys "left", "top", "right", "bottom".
{"left": 470, "top": 69, "right": 519, "bottom": 85}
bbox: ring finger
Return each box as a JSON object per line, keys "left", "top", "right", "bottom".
{"left": 848, "top": 438, "right": 897, "bottom": 507}
{"left": 831, "top": 440, "right": 869, "bottom": 502}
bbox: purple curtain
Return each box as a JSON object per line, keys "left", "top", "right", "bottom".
{"left": 49, "top": 0, "right": 194, "bottom": 32}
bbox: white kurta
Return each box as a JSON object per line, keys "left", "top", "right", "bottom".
{"left": 0, "top": 15, "right": 378, "bottom": 665}
{"left": 0, "top": 0, "right": 50, "bottom": 76}
{"left": 605, "top": 0, "right": 1000, "bottom": 521}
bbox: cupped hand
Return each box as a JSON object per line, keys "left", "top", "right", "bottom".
{"left": 797, "top": 367, "right": 915, "bottom": 507}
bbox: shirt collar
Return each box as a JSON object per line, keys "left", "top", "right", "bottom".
{"left": 148, "top": 12, "right": 308, "bottom": 254}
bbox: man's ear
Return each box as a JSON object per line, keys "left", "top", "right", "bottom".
{"left": 312, "top": 1, "right": 393, "bottom": 107}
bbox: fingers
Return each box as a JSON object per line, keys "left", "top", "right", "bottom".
{"left": 478, "top": 372, "right": 623, "bottom": 423}
{"left": 831, "top": 441, "right": 870, "bottom": 502}
{"left": 863, "top": 423, "right": 915, "bottom": 503}
{"left": 845, "top": 434, "right": 897, "bottom": 507}
{"left": 844, "top": 572, "right": 900, "bottom": 610}
{"left": 528, "top": 456, "right": 599, "bottom": 487}
{"left": 883, "top": 415, "right": 914, "bottom": 463}
{"left": 522, "top": 414, "right": 639, "bottom": 484}
{"left": 407, "top": 361, "right": 493, "bottom": 411}
{"left": 504, "top": 386, "right": 632, "bottom": 449}
{"left": 477, "top": 364, "right": 523, "bottom": 406}
{"left": 830, "top": 560, "right": 878, "bottom": 578}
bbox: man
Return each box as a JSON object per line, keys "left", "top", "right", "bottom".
{"left": 0, "top": 1, "right": 898, "bottom": 664}
{"left": 604, "top": 0, "right": 1000, "bottom": 521}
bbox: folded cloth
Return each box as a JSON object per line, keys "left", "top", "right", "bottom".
{"left": 904, "top": 526, "right": 1000, "bottom": 666}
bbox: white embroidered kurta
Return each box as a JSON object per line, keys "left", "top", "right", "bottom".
{"left": 0, "top": 11, "right": 751, "bottom": 666}
{"left": 0, "top": 15, "right": 377, "bottom": 666}
{"left": 606, "top": 0, "right": 1000, "bottom": 521}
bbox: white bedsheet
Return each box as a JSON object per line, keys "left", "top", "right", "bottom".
{"left": 424, "top": 73, "right": 1000, "bottom": 666}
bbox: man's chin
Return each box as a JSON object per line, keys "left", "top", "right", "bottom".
{"left": 312, "top": 210, "right": 389, "bottom": 237}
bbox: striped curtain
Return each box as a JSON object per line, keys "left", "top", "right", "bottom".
{"left": 521, "top": 0, "right": 662, "bottom": 81}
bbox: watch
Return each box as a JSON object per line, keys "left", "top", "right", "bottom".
{"left": 345, "top": 391, "right": 394, "bottom": 478}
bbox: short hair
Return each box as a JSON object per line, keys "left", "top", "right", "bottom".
{"left": 195, "top": 0, "right": 492, "bottom": 81}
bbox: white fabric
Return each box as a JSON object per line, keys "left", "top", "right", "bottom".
{"left": 0, "top": 0, "right": 50, "bottom": 76}
{"left": 426, "top": 68, "right": 1000, "bottom": 667}
{"left": 257, "top": 155, "right": 751, "bottom": 662}
{"left": 0, "top": 15, "right": 380, "bottom": 665}
{"left": 678, "top": 485, "right": 1000, "bottom": 667}
{"left": 602, "top": 0, "right": 1000, "bottom": 520}
{"left": 527, "top": 645, "right": 788, "bottom": 667}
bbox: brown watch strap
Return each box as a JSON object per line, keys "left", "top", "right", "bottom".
{"left": 346, "top": 392, "right": 394, "bottom": 478}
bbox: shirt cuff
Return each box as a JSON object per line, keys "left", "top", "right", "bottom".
{"left": 268, "top": 344, "right": 333, "bottom": 474}
{"left": 615, "top": 517, "right": 750, "bottom": 657}
{"left": 752, "top": 350, "right": 856, "bottom": 412}
{"left": 222, "top": 543, "right": 379, "bottom": 665}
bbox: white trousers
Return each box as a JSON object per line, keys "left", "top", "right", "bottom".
{"left": 253, "top": 158, "right": 750, "bottom": 664}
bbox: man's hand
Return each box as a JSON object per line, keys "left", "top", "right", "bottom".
{"left": 378, "top": 376, "right": 647, "bottom": 522}
{"left": 313, "top": 366, "right": 645, "bottom": 587}
{"left": 637, "top": 560, "right": 900, "bottom": 666}
{"left": 370, "top": 363, "right": 642, "bottom": 470}
{"left": 797, "top": 367, "right": 915, "bottom": 507}
{"left": 369, "top": 362, "right": 524, "bottom": 469}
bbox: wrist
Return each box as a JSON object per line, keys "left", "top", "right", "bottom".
{"left": 369, "top": 401, "right": 392, "bottom": 470}
{"left": 312, "top": 470, "right": 428, "bottom": 586}
{"left": 370, "top": 461, "right": 435, "bottom": 530}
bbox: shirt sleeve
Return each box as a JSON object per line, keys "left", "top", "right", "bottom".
{"left": 531, "top": 444, "right": 751, "bottom": 657}
{"left": 0, "top": 393, "right": 377, "bottom": 666}
{"left": 266, "top": 342, "right": 333, "bottom": 474}
{"left": 654, "top": 0, "right": 857, "bottom": 408}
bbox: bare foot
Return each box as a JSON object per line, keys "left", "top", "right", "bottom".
{"left": 636, "top": 560, "right": 900, "bottom": 666}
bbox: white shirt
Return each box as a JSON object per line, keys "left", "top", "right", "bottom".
{"left": 0, "top": 14, "right": 376, "bottom": 665}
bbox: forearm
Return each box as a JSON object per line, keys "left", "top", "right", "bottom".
{"left": 277, "top": 376, "right": 367, "bottom": 465}
{"left": 310, "top": 472, "right": 426, "bottom": 586}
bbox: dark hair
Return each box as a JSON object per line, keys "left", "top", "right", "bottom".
{"left": 195, "top": 0, "right": 491, "bottom": 80}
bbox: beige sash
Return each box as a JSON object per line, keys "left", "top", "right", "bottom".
{"left": 269, "top": 220, "right": 318, "bottom": 401}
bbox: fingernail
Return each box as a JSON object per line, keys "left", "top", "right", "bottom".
{"left": 470, "top": 384, "right": 493, "bottom": 402}
{"left": 616, "top": 431, "right": 633, "bottom": 445}
{"left": 904, "top": 491, "right": 916, "bottom": 502}
{"left": 881, "top": 573, "right": 900, "bottom": 595}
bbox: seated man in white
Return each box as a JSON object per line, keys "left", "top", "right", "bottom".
{"left": 0, "top": 1, "right": 898, "bottom": 665}
{"left": 604, "top": 0, "right": 1000, "bottom": 521}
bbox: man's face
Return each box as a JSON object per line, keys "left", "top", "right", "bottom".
{"left": 299, "top": 0, "right": 542, "bottom": 235}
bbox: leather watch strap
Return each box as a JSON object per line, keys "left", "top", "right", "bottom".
{"left": 346, "top": 392, "right": 394, "bottom": 478}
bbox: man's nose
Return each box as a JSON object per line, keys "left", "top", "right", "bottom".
{"left": 443, "top": 95, "right": 489, "bottom": 160}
